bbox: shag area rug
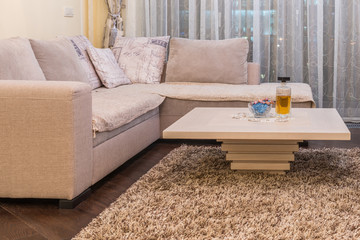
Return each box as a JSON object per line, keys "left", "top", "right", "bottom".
{"left": 73, "top": 145, "right": 360, "bottom": 240}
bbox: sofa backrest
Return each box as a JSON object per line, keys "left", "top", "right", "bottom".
{"left": 165, "top": 37, "right": 249, "bottom": 85}
{"left": 161, "top": 61, "right": 260, "bottom": 85}
{"left": 0, "top": 36, "right": 93, "bottom": 86}
{"left": 247, "top": 62, "right": 260, "bottom": 85}
{"left": 29, "top": 38, "right": 88, "bottom": 83}
{"left": 161, "top": 37, "right": 260, "bottom": 85}
{"left": 0, "top": 37, "right": 46, "bottom": 81}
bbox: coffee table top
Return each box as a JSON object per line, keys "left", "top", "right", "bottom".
{"left": 163, "top": 108, "right": 351, "bottom": 141}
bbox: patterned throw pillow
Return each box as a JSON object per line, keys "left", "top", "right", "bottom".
{"left": 67, "top": 35, "right": 102, "bottom": 89}
{"left": 112, "top": 36, "right": 170, "bottom": 84}
{"left": 87, "top": 46, "right": 131, "bottom": 89}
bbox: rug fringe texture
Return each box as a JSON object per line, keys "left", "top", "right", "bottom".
{"left": 73, "top": 145, "right": 360, "bottom": 240}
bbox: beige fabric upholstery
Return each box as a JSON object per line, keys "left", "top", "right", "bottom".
{"left": 92, "top": 86, "right": 165, "bottom": 133}
{"left": 0, "top": 38, "right": 46, "bottom": 80}
{"left": 165, "top": 38, "right": 249, "bottom": 84}
{"left": 247, "top": 63, "right": 260, "bottom": 85}
{"left": 0, "top": 80, "right": 92, "bottom": 200}
{"left": 90, "top": 83, "right": 314, "bottom": 134}
{"left": 30, "top": 38, "right": 89, "bottom": 83}
{"left": 161, "top": 61, "right": 260, "bottom": 85}
{"left": 92, "top": 113, "right": 160, "bottom": 184}
{"left": 95, "top": 83, "right": 314, "bottom": 105}
{"left": 67, "top": 35, "right": 102, "bottom": 89}
{"left": 126, "top": 82, "right": 315, "bottom": 106}
{"left": 94, "top": 108, "right": 159, "bottom": 147}
{"left": 87, "top": 46, "right": 131, "bottom": 88}
{"left": 159, "top": 98, "right": 314, "bottom": 134}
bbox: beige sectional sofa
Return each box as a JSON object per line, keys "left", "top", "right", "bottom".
{"left": 0, "top": 36, "right": 315, "bottom": 208}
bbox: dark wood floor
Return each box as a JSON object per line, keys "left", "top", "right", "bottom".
{"left": 0, "top": 129, "right": 359, "bottom": 240}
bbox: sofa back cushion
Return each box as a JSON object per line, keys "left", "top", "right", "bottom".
{"left": 66, "top": 35, "right": 102, "bottom": 89}
{"left": 30, "top": 38, "right": 89, "bottom": 83}
{"left": 112, "top": 36, "right": 170, "bottom": 84}
{"left": 165, "top": 38, "right": 249, "bottom": 84}
{"left": 0, "top": 37, "right": 46, "bottom": 80}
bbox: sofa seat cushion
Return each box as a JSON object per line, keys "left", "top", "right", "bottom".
{"left": 93, "top": 108, "right": 159, "bottom": 147}
{"left": 92, "top": 82, "right": 314, "bottom": 133}
{"left": 92, "top": 85, "right": 165, "bottom": 133}
{"left": 134, "top": 82, "right": 315, "bottom": 106}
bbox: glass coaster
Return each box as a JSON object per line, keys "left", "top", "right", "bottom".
{"left": 247, "top": 113, "right": 277, "bottom": 122}
{"left": 232, "top": 112, "right": 294, "bottom": 122}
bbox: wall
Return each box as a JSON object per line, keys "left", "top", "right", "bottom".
{"left": 0, "top": 0, "right": 83, "bottom": 40}
{"left": 0, "top": 0, "right": 116, "bottom": 48}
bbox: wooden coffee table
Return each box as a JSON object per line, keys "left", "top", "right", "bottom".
{"left": 163, "top": 108, "right": 351, "bottom": 173}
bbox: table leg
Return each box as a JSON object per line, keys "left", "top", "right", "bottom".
{"left": 219, "top": 140, "right": 301, "bottom": 172}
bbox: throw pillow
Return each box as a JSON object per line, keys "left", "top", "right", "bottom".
{"left": 165, "top": 38, "right": 249, "bottom": 84}
{"left": 66, "top": 35, "right": 102, "bottom": 89}
{"left": 0, "top": 37, "right": 46, "bottom": 80}
{"left": 30, "top": 38, "right": 89, "bottom": 83}
{"left": 112, "top": 36, "right": 170, "bottom": 84}
{"left": 87, "top": 46, "right": 131, "bottom": 88}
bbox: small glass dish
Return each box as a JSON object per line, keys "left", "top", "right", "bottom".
{"left": 248, "top": 100, "right": 272, "bottom": 118}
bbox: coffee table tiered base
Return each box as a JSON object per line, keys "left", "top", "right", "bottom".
{"left": 220, "top": 140, "right": 301, "bottom": 173}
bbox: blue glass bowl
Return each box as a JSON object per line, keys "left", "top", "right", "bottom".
{"left": 248, "top": 102, "right": 272, "bottom": 118}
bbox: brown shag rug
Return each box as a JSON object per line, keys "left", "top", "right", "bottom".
{"left": 73, "top": 145, "right": 360, "bottom": 240}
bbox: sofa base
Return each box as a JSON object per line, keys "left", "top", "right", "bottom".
{"left": 92, "top": 113, "right": 160, "bottom": 184}
{"left": 59, "top": 188, "right": 92, "bottom": 209}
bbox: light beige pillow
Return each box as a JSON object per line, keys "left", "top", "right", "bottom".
{"left": 66, "top": 35, "right": 102, "bottom": 89}
{"left": 30, "top": 38, "right": 89, "bottom": 83}
{"left": 0, "top": 37, "right": 46, "bottom": 80}
{"left": 112, "top": 36, "right": 170, "bottom": 84}
{"left": 87, "top": 46, "right": 131, "bottom": 88}
{"left": 165, "top": 38, "right": 249, "bottom": 84}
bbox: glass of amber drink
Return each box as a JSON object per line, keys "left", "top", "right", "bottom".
{"left": 276, "top": 95, "right": 291, "bottom": 115}
{"left": 275, "top": 79, "right": 291, "bottom": 118}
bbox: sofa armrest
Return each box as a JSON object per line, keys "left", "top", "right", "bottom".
{"left": 247, "top": 62, "right": 260, "bottom": 85}
{"left": 0, "top": 80, "right": 93, "bottom": 200}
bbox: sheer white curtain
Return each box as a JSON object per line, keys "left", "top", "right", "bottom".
{"left": 125, "top": 0, "right": 360, "bottom": 121}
